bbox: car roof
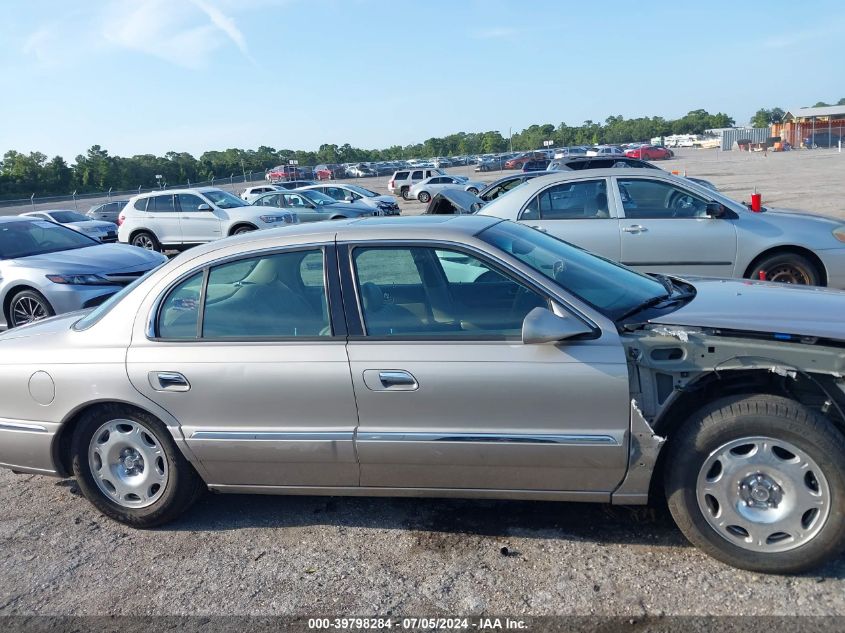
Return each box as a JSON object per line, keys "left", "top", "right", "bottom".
{"left": 133, "top": 187, "right": 223, "bottom": 199}
{"left": 0, "top": 215, "right": 33, "bottom": 224}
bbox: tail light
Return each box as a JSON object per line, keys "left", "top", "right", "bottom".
{"left": 117, "top": 213, "right": 125, "bottom": 226}
{"left": 388, "top": 179, "right": 394, "bottom": 189}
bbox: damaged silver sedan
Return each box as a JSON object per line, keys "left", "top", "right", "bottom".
{"left": 0, "top": 216, "right": 843, "bottom": 574}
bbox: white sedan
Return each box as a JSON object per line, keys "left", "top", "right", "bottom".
{"left": 20, "top": 209, "right": 118, "bottom": 242}
{"left": 409, "top": 175, "right": 486, "bottom": 203}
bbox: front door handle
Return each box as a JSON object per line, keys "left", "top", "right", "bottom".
{"left": 622, "top": 224, "right": 648, "bottom": 233}
{"left": 362, "top": 369, "right": 419, "bottom": 391}
{"left": 149, "top": 371, "right": 191, "bottom": 392}
{"left": 530, "top": 225, "right": 548, "bottom": 232}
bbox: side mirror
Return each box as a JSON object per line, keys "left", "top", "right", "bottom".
{"left": 704, "top": 202, "right": 726, "bottom": 218}
{"left": 522, "top": 307, "right": 593, "bottom": 344}
{"left": 197, "top": 203, "right": 211, "bottom": 211}
{"left": 344, "top": 195, "right": 355, "bottom": 202}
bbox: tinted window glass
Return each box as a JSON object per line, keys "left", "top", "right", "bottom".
{"left": 151, "top": 195, "right": 175, "bottom": 213}
{"left": 134, "top": 198, "right": 148, "bottom": 211}
{"left": 353, "top": 246, "right": 546, "bottom": 338}
{"left": 395, "top": 171, "right": 409, "bottom": 180}
{"left": 256, "top": 193, "right": 281, "bottom": 207}
{"left": 618, "top": 178, "right": 708, "bottom": 219}
{"left": 411, "top": 171, "right": 423, "bottom": 180}
{"left": 203, "top": 250, "right": 329, "bottom": 338}
{"left": 521, "top": 180, "right": 609, "bottom": 220}
{"left": 177, "top": 194, "right": 206, "bottom": 212}
{"left": 0, "top": 220, "right": 98, "bottom": 259}
{"left": 158, "top": 272, "right": 203, "bottom": 338}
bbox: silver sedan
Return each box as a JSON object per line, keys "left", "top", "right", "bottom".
{"left": 409, "top": 175, "right": 486, "bottom": 203}
{"left": 0, "top": 215, "right": 844, "bottom": 574}
{"left": 0, "top": 216, "right": 166, "bottom": 329}
{"left": 478, "top": 168, "right": 845, "bottom": 288}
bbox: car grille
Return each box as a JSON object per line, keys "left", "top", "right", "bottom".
{"left": 103, "top": 270, "right": 149, "bottom": 286}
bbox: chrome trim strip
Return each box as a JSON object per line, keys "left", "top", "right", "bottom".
{"left": 191, "top": 431, "right": 352, "bottom": 441}
{"left": 0, "top": 421, "right": 48, "bottom": 433}
{"left": 357, "top": 432, "right": 618, "bottom": 446}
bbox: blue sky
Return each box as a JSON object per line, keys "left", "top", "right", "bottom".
{"left": 1, "top": 0, "right": 843, "bottom": 159}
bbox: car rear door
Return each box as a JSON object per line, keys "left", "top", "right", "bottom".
{"left": 517, "top": 177, "right": 622, "bottom": 261}
{"left": 341, "top": 241, "right": 629, "bottom": 495}
{"left": 126, "top": 244, "right": 360, "bottom": 488}
{"left": 177, "top": 193, "right": 222, "bottom": 244}
{"left": 146, "top": 194, "right": 182, "bottom": 245}
{"left": 613, "top": 176, "right": 737, "bottom": 277}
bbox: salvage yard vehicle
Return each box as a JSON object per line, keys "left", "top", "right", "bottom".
{"left": 409, "top": 175, "right": 486, "bottom": 203}
{"left": 478, "top": 169, "right": 845, "bottom": 288}
{"left": 250, "top": 189, "right": 385, "bottom": 221}
{"left": 300, "top": 183, "right": 400, "bottom": 215}
{"left": 118, "top": 188, "right": 299, "bottom": 252}
{"left": 87, "top": 200, "right": 130, "bottom": 224}
{"left": 1, "top": 215, "right": 844, "bottom": 574}
{"left": 387, "top": 168, "right": 445, "bottom": 199}
{"left": 0, "top": 216, "right": 166, "bottom": 329}
{"left": 21, "top": 210, "right": 118, "bottom": 243}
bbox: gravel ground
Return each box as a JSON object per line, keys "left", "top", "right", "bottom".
{"left": 2, "top": 147, "right": 845, "bottom": 619}
{"left": 1, "top": 467, "right": 843, "bottom": 617}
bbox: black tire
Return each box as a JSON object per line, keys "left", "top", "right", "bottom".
{"left": 749, "top": 252, "right": 821, "bottom": 286}
{"left": 401, "top": 187, "right": 411, "bottom": 201}
{"left": 71, "top": 404, "right": 205, "bottom": 528}
{"left": 665, "top": 394, "right": 845, "bottom": 574}
{"left": 8, "top": 288, "right": 54, "bottom": 328}
{"left": 417, "top": 191, "right": 431, "bottom": 203}
{"left": 231, "top": 224, "right": 256, "bottom": 236}
{"left": 131, "top": 230, "right": 162, "bottom": 252}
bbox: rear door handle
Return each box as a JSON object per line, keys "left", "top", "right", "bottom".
{"left": 622, "top": 224, "right": 647, "bottom": 233}
{"left": 362, "top": 369, "right": 419, "bottom": 391}
{"left": 149, "top": 371, "right": 191, "bottom": 392}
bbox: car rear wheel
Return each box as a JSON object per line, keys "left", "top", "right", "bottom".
{"left": 131, "top": 231, "right": 161, "bottom": 252}
{"left": 749, "top": 253, "right": 820, "bottom": 286}
{"left": 71, "top": 405, "right": 204, "bottom": 527}
{"left": 417, "top": 191, "right": 431, "bottom": 203}
{"left": 665, "top": 394, "right": 845, "bottom": 573}
{"left": 8, "top": 289, "right": 54, "bottom": 328}
{"left": 401, "top": 187, "right": 412, "bottom": 201}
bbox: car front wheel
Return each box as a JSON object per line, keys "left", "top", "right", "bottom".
{"left": 8, "top": 289, "right": 54, "bottom": 328}
{"left": 417, "top": 191, "right": 431, "bottom": 203}
{"left": 665, "top": 394, "right": 845, "bottom": 573}
{"left": 71, "top": 405, "right": 205, "bottom": 527}
{"left": 749, "top": 252, "right": 820, "bottom": 286}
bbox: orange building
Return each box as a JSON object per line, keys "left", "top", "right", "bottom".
{"left": 773, "top": 106, "right": 845, "bottom": 148}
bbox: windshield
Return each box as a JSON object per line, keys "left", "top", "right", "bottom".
{"left": 478, "top": 221, "right": 667, "bottom": 320}
{"left": 0, "top": 220, "right": 99, "bottom": 259}
{"left": 203, "top": 190, "right": 247, "bottom": 209}
{"left": 50, "top": 211, "right": 89, "bottom": 223}
{"left": 300, "top": 190, "right": 336, "bottom": 205}
{"left": 73, "top": 265, "right": 163, "bottom": 331}
{"left": 344, "top": 185, "right": 377, "bottom": 197}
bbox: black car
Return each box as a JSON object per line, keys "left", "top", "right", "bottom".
{"left": 547, "top": 156, "right": 660, "bottom": 171}
{"left": 86, "top": 200, "right": 129, "bottom": 223}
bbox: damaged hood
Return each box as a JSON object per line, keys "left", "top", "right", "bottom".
{"left": 650, "top": 277, "right": 845, "bottom": 341}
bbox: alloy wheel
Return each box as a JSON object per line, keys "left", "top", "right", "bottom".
{"left": 88, "top": 419, "right": 169, "bottom": 509}
{"left": 696, "top": 436, "right": 831, "bottom": 553}
{"left": 11, "top": 295, "right": 48, "bottom": 326}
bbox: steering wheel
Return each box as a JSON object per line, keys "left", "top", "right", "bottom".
{"left": 665, "top": 191, "right": 697, "bottom": 217}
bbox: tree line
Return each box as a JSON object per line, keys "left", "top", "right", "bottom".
{"left": 0, "top": 108, "right": 741, "bottom": 200}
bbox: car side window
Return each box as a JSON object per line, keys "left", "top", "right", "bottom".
{"left": 203, "top": 250, "right": 330, "bottom": 338}
{"left": 411, "top": 171, "right": 423, "bottom": 180}
{"left": 617, "top": 178, "right": 709, "bottom": 219}
{"left": 158, "top": 272, "right": 203, "bottom": 338}
{"left": 134, "top": 198, "right": 148, "bottom": 211}
{"left": 352, "top": 246, "right": 547, "bottom": 338}
{"left": 150, "top": 195, "right": 175, "bottom": 213}
{"left": 325, "top": 187, "right": 344, "bottom": 200}
{"left": 520, "top": 180, "right": 609, "bottom": 221}
{"left": 177, "top": 194, "right": 206, "bottom": 212}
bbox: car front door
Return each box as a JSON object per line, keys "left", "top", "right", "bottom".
{"left": 342, "top": 242, "right": 629, "bottom": 494}
{"left": 613, "top": 176, "right": 738, "bottom": 278}
{"left": 282, "top": 193, "right": 323, "bottom": 222}
{"left": 517, "top": 177, "right": 621, "bottom": 261}
{"left": 126, "top": 245, "right": 359, "bottom": 488}
{"left": 177, "top": 193, "right": 222, "bottom": 244}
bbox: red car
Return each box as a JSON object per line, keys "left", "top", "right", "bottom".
{"left": 504, "top": 153, "right": 547, "bottom": 169}
{"left": 266, "top": 165, "right": 303, "bottom": 182}
{"left": 624, "top": 145, "right": 671, "bottom": 160}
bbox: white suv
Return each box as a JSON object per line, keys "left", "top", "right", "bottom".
{"left": 118, "top": 187, "right": 299, "bottom": 252}
{"left": 388, "top": 168, "right": 445, "bottom": 200}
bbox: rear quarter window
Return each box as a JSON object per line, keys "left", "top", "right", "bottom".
{"left": 133, "top": 198, "right": 148, "bottom": 211}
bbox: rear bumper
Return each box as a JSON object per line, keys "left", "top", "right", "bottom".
{"left": 0, "top": 418, "right": 60, "bottom": 476}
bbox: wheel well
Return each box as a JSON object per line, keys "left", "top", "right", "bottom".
{"left": 129, "top": 228, "right": 154, "bottom": 243}
{"left": 52, "top": 402, "right": 162, "bottom": 477}
{"left": 2, "top": 284, "right": 37, "bottom": 323}
{"left": 228, "top": 223, "right": 257, "bottom": 236}
{"left": 744, "top": 246, "right": 827, "bottom": 286}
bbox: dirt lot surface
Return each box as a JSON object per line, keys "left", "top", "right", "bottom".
{"left": 2, "top": 148, "right": 845, "bottom": 620}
